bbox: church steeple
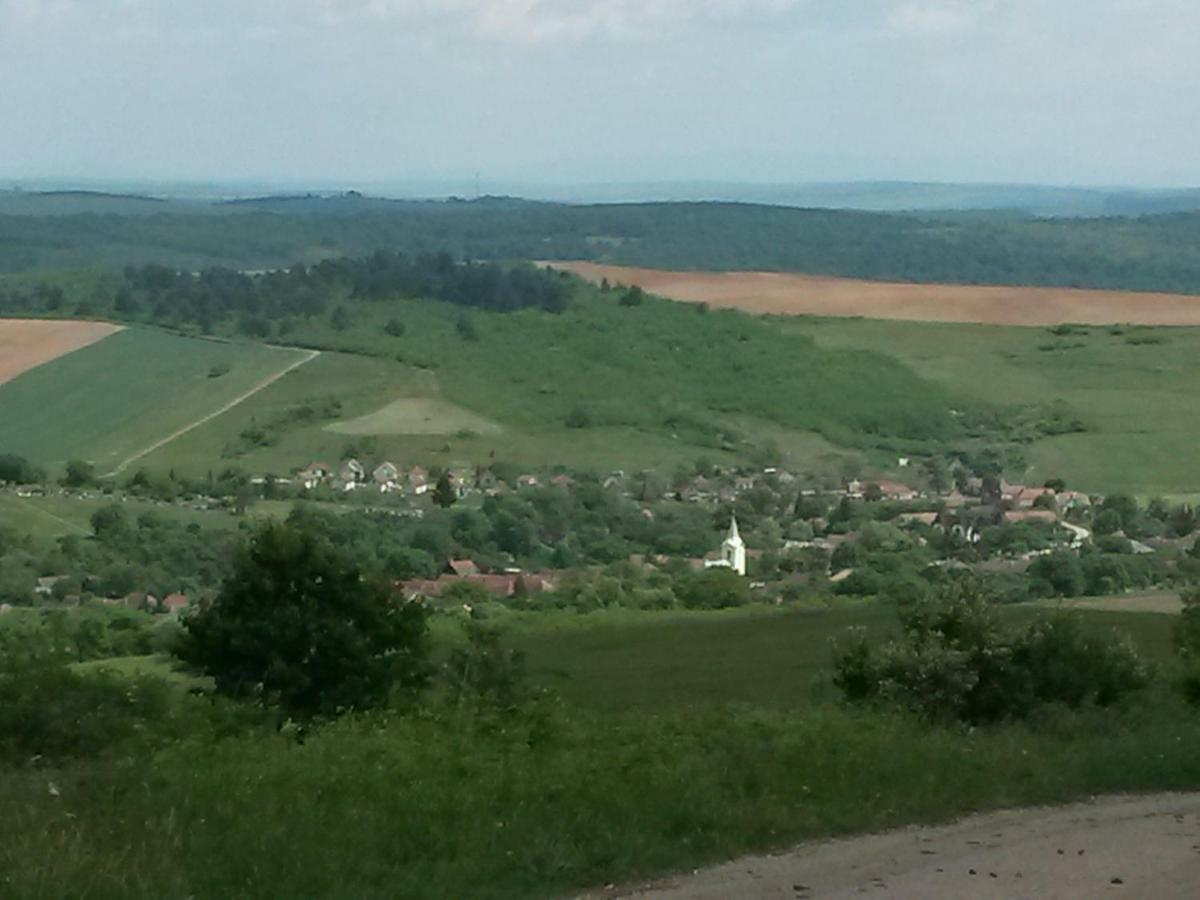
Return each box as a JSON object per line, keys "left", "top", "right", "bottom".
{"left": 721, "top": 514, "right": 746, "bottom": 576}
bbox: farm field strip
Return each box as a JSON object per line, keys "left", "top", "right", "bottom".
{"left": 552, "top": 262, "right": 1200, "bottom": 326}
{"left": 0, "top": 318, "right": 123, "bottom": 385}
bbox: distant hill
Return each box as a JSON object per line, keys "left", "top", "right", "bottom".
{"left": 3, "top": 195, "right": 1200, "bottom": 296}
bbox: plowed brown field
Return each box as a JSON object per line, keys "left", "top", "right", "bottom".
{"left": 552, "top": 262, "right": 1200, "bottom": 326}
{"left": 0, "top": 319, "right": 123, "bottom": 386}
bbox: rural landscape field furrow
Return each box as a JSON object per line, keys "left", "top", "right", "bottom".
{"left": 553, "top": 262, "right": 1200, "bottom": 326}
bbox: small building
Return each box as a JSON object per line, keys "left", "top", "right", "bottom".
{"left": 1003, "top": 510, "right": 1058, "bottom": 525}
{"left": 162, "top": 593, "right": 189, "bottom": 614}
{"left": 872, "top": 480, "right": 919, "bottom": 502}
{"left": 445, "top": 559, "right": 480, "bottom": 578}
{"left": 408, "top": 466, "right": 431, "bottom": 495}
{"left": 373, "top": 462, "right": 401, "bottom": 493}
{"left": 297, "top": 463, "right": 332, "bottom": 490}
{"left": 35, "top": 575, "right": 68, "bottom": 596}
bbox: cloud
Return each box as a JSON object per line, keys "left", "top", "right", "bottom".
{"left": 886, "top": 1, "right": 992, "bottom": 36}
{"left": 0, "top": 0, "right": 803, "bottom": 45}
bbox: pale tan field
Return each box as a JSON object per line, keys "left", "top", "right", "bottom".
{"left": 552, "top": 262, "right": 1200, "bottom": 326}
{"left": 0, "top": 318, "right": 123, "bottom": 386}
{"left": 325, "top": 397, "right": 503, "bottom": 436}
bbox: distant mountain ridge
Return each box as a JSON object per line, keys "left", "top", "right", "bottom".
{"left": 4, "top": 180, "right": 1200, "bottom": 218}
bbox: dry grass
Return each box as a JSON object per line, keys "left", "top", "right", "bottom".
{"left": 0, "top": 318, "right": 122, "bottom": 385}
{"left": 325, "top": 397, "right": 503, "bottom": 436}
{"left": 552, "top": 263, "right": 1200, "bottom": 327}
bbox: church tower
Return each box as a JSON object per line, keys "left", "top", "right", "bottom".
{"left": 721, "top": 515, "right": 747, "bottom": 576}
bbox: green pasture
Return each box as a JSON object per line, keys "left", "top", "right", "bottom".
{"left": 507, "top": 602, "right": 1178, "bottom": 712}
{"left": 0, "top": 326, "right": 309, "bottom": 473}
{"left": 0, "top": 490, "right": 291, "bottom": 548}
{"left": 782, "top": 317, "right": 1200, "bottom": 496}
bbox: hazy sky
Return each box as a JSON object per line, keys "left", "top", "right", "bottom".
{"left": 1, "top": 0, "right": 1197, "bottom": 187}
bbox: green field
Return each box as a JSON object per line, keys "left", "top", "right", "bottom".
{"left": 780, "top": 317, "right": 1200, "bottom": 496}
{"left": 0, "top": 326, "right": 311, "bottom": 473}
{"left": 508, "top": 602, "right": 1178, "bottom": 712}
{"left": 0, "top": 490, "right": 269, "bottom": 545}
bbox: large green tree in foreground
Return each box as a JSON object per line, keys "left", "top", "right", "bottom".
{"left": 180, "top": 523, "right": 428, "bottom": 718}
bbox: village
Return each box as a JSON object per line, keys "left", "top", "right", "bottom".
{"left": 9, "top": 444, "right": 1192, "bottom": 619}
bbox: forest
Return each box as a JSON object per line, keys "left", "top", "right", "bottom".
{"left": 0, "top": 252, "right": 570, "bottom": 334}
{"left": 3, "top": 196, "right": 1200, "bottom": 295}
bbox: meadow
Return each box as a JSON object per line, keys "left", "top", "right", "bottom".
{"left": 778, "top": 316, "right": 1200, "bottom": 496}
{"left": 0, "top": 327, "right": 312, "bottom": 473}
{"left": 122, "top": 287, "right": 960, "bottom": 480}
{"left": 4, "top": 602, "right": 1199, "bottom": 899}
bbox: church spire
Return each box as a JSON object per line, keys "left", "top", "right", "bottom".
{"left": 728, "top": 514, "right": 740, "bottom": 542}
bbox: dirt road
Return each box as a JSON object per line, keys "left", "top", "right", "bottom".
{"left": 104, "top": 348, "right": 319, "bottom": 476}
{"left": 591, "top": 793, "right": 1200, "bottom": 899}
{"left": 551, "top": 262, "right": 1200, "bottom": 327}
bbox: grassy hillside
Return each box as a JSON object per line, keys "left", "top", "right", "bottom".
{"left": 0, "top": 327, "right": 311, "bottom": 472}
{"left": 5, "top": 290, "right": 1198, "bottom": 495}
{"left": 781, "top": 317, "right": 1200, "bottom": 496}
{"left": 138, "top": 287, "right": 973, "bottom": 478}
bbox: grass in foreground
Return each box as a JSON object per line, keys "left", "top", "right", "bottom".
{"left": 2, "top": 604, "right": 1197, "bottom": 899}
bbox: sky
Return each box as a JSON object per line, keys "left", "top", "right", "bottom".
{"left": 1, "top": 0, "right": 1197, "bottom": 189}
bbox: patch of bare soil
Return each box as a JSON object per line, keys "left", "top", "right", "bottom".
{"left": 584, "top": 793, "right": 1200, "bottom": 899}
{"left": 552, "top": 262, "right": 1200, "bottom": 327}
{"left": 0, "top": 318, "right": 123, "bottom": 386}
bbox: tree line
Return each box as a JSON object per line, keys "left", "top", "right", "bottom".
{"left": 0, "top": 251, "right": 571, "bottom": 336}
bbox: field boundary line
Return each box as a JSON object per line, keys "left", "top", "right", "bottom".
{"left": 104, "top": 348, "right": 320, "bottom": 477}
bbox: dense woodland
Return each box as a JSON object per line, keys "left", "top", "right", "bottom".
{"left": 0, "top": 252, "right": 569, "bottom": 334}
{"left": 3, "top": 197, "right": 1200, "bottom": 295}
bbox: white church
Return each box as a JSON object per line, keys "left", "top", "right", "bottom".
{"left": 704, "top": 515, "right": 747, "bottom": 577}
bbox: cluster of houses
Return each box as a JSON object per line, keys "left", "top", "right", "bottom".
{"left": 293, "top": 459, "right": 574, "bottom": 498}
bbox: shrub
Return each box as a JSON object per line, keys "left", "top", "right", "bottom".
{"left": 0, "top": 662, "right": 174, "bottom": 765}
{"left": 834, "top": 576, "right": 1148, "bottom": 723}
{"left": 1175, "top": 589, "right": 1200, "bottom": 703}
{"left": 444, "top": 622, "right": 528, "bottom": 710}
{"left": 676, "top": 568, "right": 749, "bottom": 610}
{"left": 564, "top": 406, "right": 592, "bottom": 429}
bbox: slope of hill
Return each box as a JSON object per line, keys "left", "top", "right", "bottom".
{"left": 0, "top": 327, "right": 312, "bottom": 471}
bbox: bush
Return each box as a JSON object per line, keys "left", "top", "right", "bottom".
{"left": 1175, "top": 589, "right": 1200, "bottom": 703}
{"left": 0, "top": 662, "right": 174, "bottom": 765}
{"left": 179, "top": 523, "right": 430, "bottom": 719}
{"left": 834, "top": 576, "right": 1148, "bottom": 723}
{"left": 676, "top": 568, "right": 749, "bottom": 610}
